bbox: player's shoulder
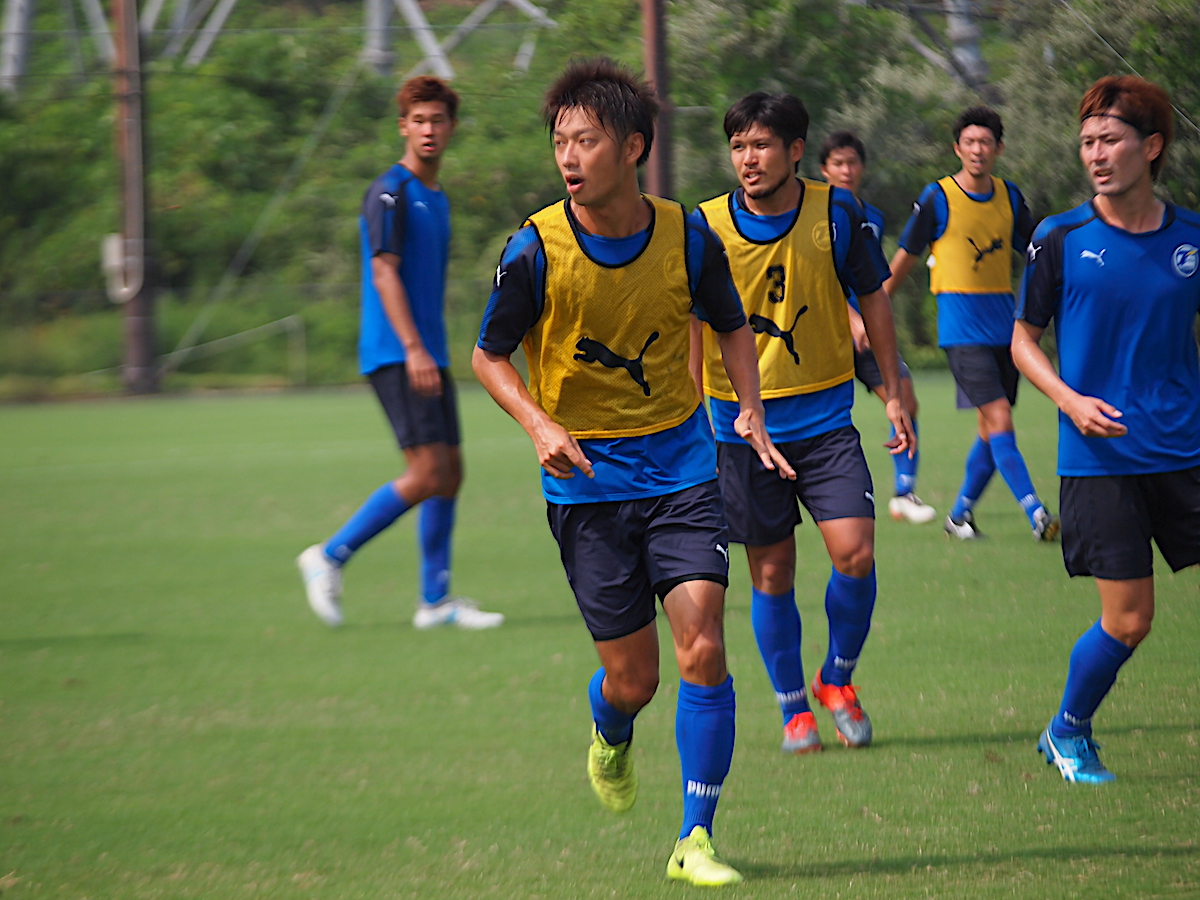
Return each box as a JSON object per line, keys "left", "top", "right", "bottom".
{"left": 364, "top": 164, "right": 414, "bottom": 206}
{"left": 828, "top": 184, "right": 857, "bottom": 210}
{"left": 501, "top": 223, "right": 544, "bottom": 266}
{"left": 1032, "top": 201, "right": 1096, "bottom": 242}
{"left": 1168, "top": 203, "right": 1200, "bottom": 232}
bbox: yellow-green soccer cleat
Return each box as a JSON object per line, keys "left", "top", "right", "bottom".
{"left": 666, "top": 826, "right": 744, "bottom": 887}
{"left": 587, "top": 724, "right": 637, "bottom": 813}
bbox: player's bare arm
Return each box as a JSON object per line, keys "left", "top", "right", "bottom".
{"left": 846, "top": 302, "right": 869, "bottom": 352}
{"left": 857, "top": 287, "right": 915, "bottom": 456}
{"left": 373, "top": 251, "right": 441, "bottom": 397}
{"left": 714, "top": 324, "right": 797, "bottom": 480}
{"left": 882, "top": 248, "right": 920, "bottom": 297}
{"left": 472, "top": 346, "right": 595, "bottom": 479}
{"left": 1011, "top": 320, "right": 1127, "bottom": 438}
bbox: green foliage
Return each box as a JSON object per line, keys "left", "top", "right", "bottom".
{"left": 3, "top": 0, "right": 1200, "bottom": 387}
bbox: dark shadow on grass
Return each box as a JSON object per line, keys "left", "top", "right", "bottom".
{"left": 873, "top": 721, "right": 1195, "bottom": 750}
{"left": 734, "top": 843, "right": 1200, "bottom": 881}
{"left": 0, "top": 632, "right": 149, "bottom": 648}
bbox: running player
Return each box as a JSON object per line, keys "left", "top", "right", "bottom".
{"left": 1013, "top": 76, "right": 1200, "bottom": 783}
{"left": 473, "top": 59, "right": 794, "bottom": 886}
{"left": 819, "top": 130, "right": 934, "bottom": 525}
{"left": 694, "top": 93, "right": 913, "bottom": 755}
{"left": 884, "top": 107, "right": 1058, "bottom": 541}
{"left": 296, "top": 77, "right": 503, "bottom": 631}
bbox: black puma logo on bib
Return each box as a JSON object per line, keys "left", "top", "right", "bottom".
{"left": 749, "top": 305, "right": 809, "bottom": 365}
{"left": 574, "top": 332, "right": 660, "bottom": 396}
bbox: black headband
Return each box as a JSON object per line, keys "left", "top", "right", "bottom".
{"left": 1080, "top": 112, "right": 1151, "bottom": 136}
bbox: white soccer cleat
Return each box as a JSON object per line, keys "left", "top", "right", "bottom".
{"left": 888, "top": 492, "right": 937, "bottom": 524}
{"left": 943, "top": 510, "right": 983, "bottom": 540}
{"left": 413, "top": 597, "right": 504, "bottom": 630}
{"left": 297, "top": 544, "right": 344, "bottom": 627}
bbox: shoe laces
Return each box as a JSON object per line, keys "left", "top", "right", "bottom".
{"left": 834, "top": 684, "right": 864, "bottom": 717}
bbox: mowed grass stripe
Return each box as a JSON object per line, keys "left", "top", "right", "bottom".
{"left": 1, "top": 374, "right": 1196, "bottom": 899}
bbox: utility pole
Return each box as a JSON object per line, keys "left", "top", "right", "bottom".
{"left": 641, "top": 0, "right": 671, "bottom": 198}
{"left": 109, "top": 0, "right": 158, "bottom": 392}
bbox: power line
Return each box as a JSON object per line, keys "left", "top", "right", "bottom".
{"left": 163, "top": 54, "right": 365, "bottom": 372}
{"left": 1056, "top": 0, "right": 1200, "bottom": 139}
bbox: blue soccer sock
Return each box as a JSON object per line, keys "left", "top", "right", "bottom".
{"left": 892, "top": 419, "right": 919, "bottom": 496}
{"left": 750, "top": 588, "right": 810, "bottom": 722}
{"left": 677, "top": 677, "right": 735, "bottom": 839}
{"left": 821, "top": 566, "right": 877, "bottom": 687}
{"left": 418, "top": 497, "right": 455, "bottom": 605}
{"left": 989, "top": 431, "right": 1044, "bottom": 526}
{"left": 324, "top": 482, "right": 411, "bottom": 565}
{"left": 589, "top": 667, "right": 635, "bottom": 745}
{"left": 950, "top": 435, "right": 996, "bottom": 521}
{"left": 1051, "top": 620, "right": 1135, "bottom": 739}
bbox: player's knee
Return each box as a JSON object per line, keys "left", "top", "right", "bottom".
{"left": 756, "top": 559, "right": 795, "bottom": 594}
{"left": 1113, "top": 613, "right": 1152, "bottom": 648}
{"left": 832, "top": 544, "right": 874, "bottom": 579}
{"left": 608, "top": 671, "right": 659, "bottom": 711}
{"left": 678, "top": 631, "right": 727, "bottom": 684}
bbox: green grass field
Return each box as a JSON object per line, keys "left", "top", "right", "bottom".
{"left": 2, "top": 373, "right": 1197, "bottom": 899}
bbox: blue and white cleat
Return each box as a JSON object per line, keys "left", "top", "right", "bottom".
{"left": 1037, "top": 724, "right": 1116, "bottom": 784}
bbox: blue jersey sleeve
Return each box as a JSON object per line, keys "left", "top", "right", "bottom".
{"left": 687, "top": 212, "right": 746, "bottom": 332}
{"left": 477, "top": 226, "right": 544, "bottom": 355}
{"left": 862, "top": 201, "right": 886, "bottom": 242}
{"left": 1016, "top": 216, "right": 1066, "bottom": 328}
{"left": 898, "top": 182, "right": 946, "bottom": 255}
{"left": 362, "top": 170, "right": 410, "bottom": 259}
{"left": 831, "top": 187, "right": 890, "bottom": 296}
{"left": 1007, "top": 181, "right": 1035, "bottom": 254}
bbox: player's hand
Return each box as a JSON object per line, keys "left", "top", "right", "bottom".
{"left": 734, "top": 405, "right": 796, "bottom": 480}
{"left": 1062, "top": 393, "right": 1127, "bottom": 437}
{"left": 405, "top": 346, "right": 442, "bottom": 397}
{"left": 848, "top": 308, "right": 870, "bottom": 353}
{"left": 531, "top": 418, "right": 594, "bottom": 480}
{"left": 883, "top": 397, "right": 916, "bottom": 458}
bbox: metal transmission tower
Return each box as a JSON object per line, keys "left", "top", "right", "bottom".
{"left": 366, "top": 0, "right": 555, "bottom": 82}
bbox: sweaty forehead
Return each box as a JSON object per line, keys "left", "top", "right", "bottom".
{"left": 1079, "top": 110, "right": 1139, "bottom": 138}
{"left": 553, "top": 106, "right": 608, "bottom": 135}
{"left": 731, "top": 123, "right": 782, "bottom": 144}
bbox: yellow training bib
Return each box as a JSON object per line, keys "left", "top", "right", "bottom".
{"left": 522, "top": 196, "right": 700, "bottom": 440}
{"left": 699, "top": 180, "right": 853, "bottom": 401}
{"left": 929, "top": 175, "right": 1015, "bottom": 295}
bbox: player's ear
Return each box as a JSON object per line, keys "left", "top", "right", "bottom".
{"left": 1144, "top": 132, "right": 1164, "bottom": 166}
{"left": 790, "top": 138, "right": 805, "bottom": 166}
{"left": 625, "top": 131, "right": 646, "bottom": 166}
{"left": 996, "top": 139, "right": 1005, "bottom": 156}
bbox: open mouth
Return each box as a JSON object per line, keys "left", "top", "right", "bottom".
{"left": 564, "top": 174, "right": 584, "bottom": 193}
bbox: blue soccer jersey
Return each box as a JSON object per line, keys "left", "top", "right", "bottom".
{"left": 847, "top": 199, "right": 886, "bottom": 313}
{"left": 899, "top": 179, "right": 1034, "bottom": 346}
{"left": 1018, "top": 201, "right": 1200, "bottom": 477}
{"left": 358, "top": 164, "right": 452, "bottom": 376}
{"left": 706, "top": 185, "right": 891, "bottom": 444}
{"left": 478, "top": 205, "right": 746, "bottom": 504}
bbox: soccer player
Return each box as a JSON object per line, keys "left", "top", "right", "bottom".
{"left": 819, "top": 130, "right": 934, "bottom": 525}
{"left": 1013, "top": 76, "right": 1200, "bottom": 784}
{"left": 884, "top": 107, "right": 1058, "bottom": 541}
{"left": 694, "top": 93, "right": 913, "bottom": 754}
{"left": 473, "top": 59, "right": 793, "bottom": 886}
{"left": 296, "top": 76, "right": 503, "bottom": 631}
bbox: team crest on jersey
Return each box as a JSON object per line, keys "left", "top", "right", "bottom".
{"left": 1172, "top": 244, "right": 1199, "bottom": 277}
{"left": 812, "top": 221, "right": 832, "bottom": 252}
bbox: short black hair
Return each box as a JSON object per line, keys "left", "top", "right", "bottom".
{"left": 819, "top": 130, "right": 867, "bottom": 166}
{"left": 542, "top": 57, "right": 658, "bottom": 166}
{"left": 953, "top": 106, "right": 1003, "bottom": 143}
{"left": 723, "top": 92, "right": 809, "bottom": 151}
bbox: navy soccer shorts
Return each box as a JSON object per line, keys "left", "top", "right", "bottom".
{"left": 854, "top": 347, "right": 912, "bottom": 392}
{"left": 369, "top": 364, "right": 461, "bottom": 449}
{"left": 546, "top": 481, "right": 730, "bottom": 642}
{"left": 944, "top": 344, "right": 1019, "bottom": 410}
{"left": 717, "top": 424, "right": 875, "bottom": 547}
{"left": 1060, "top": 466, "right": 1200, "bottom": 580}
